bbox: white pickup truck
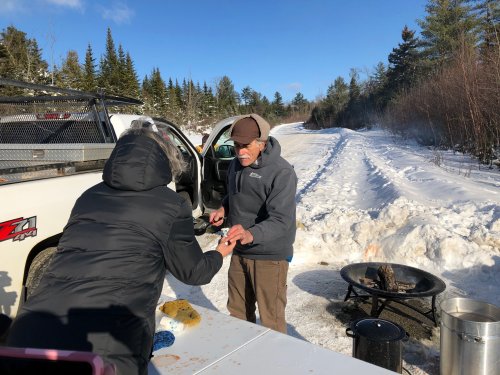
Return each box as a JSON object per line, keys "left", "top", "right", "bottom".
{"left": 0, "top": 78, "right": 237, "bottom": 319}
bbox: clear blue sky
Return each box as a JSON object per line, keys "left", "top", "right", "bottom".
{"left": 1, "top": 0, "right": 429, "bottom": 102}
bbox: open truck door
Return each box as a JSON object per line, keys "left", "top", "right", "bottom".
{"left": 200, "top": 116, "right": 238, "bottom": 211}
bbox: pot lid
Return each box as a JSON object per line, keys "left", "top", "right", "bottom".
{"left": 352, "top": 318, "right": 406, "bottom": 341}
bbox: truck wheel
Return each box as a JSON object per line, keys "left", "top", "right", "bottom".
{"left": 25, "top": 247, "right": 57, "bottom": 300}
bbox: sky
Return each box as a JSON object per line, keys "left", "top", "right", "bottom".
{"left": 0, "top": 0, "right": 429, "bottom": 102}
{"left": 163, "top": 123, "right": 500, "bottom": 375}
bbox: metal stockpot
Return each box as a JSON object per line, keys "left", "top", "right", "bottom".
{"left": 440, "top": 297, "right": 500, "bottom": 375}
{"left": 346, "top": 318, "right": 408, "bottom": 373}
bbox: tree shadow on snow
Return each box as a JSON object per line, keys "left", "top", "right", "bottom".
{"left": 441, "top": 255, "right": 500, "bottom": 307}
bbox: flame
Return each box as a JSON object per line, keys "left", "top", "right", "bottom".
{"left": 363, "top": 243, "right": 380, "bottom": 260}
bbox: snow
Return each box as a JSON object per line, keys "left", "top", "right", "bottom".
{"left": 162, "top": 123, "right": 499, "bottom": 375}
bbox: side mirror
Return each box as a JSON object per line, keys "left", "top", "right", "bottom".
{"left": 216, "top": 144, "right": 235, "bottom": 158}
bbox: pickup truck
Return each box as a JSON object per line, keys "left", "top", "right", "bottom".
{"left": 0, "top": 78, "right": 237, "bottom": 319}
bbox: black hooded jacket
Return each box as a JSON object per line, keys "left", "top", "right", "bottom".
{"left": 7, "top": 134, "right": 222, "bottom": 374}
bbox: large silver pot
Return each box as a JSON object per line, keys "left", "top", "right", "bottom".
{"left": 440, "top": 297, "right": 500, "bottom": 375}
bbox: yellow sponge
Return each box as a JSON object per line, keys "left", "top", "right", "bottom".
{"left": 159, "top": 299, "right": 201, "bottom": 327}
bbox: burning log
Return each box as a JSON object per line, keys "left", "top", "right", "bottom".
{"left": 358, "top": 267, "right": 417, "bottom": 293}
{"left": 378, "top": 264, "right": 398, "bottom": 292}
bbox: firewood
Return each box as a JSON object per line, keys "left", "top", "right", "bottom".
{"left": 359, "top": 277, "right": 379, "bottom": 288}
{"left": 378, "top": 264, "right": 398, "bottom": 292}
{"left": 397, "top": 280, "right": 416, "bottom": 292}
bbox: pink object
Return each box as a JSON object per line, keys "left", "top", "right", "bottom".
{"left": 0, "top": 346, "right": 116, "bottom": 375}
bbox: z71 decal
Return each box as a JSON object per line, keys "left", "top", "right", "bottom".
{"left": 0, "top": 216, "right": 38, "bottom": 242}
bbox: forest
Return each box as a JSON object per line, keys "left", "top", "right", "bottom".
{"left": 0, "top": 0, "right": 498, "bottom": 164}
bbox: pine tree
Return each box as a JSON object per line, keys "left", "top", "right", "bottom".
{"left": 148, "top": 68, "right": 167, "bottom": 117}
{"left": 349, "top": 68, "right": 361, "bottom": 102}
{"left": 0, "top": 26, "right": 48, "bottom": 83}
{"left": 201, "top": 81, "right": 216, "bottom": 119}
{"left": 240, "top": 86, "right": 254, "bottom": 113}
{"left": 123, "top": 52, "right": 139, "bottom": 98}
{"left": 367, "top": 62, "right": 390, "bottom": 110}
{"left": 82, "top": 44, "right": 97, "bottom": 92}
{"left": 326, "top": 77, "right": 349, "bottom": 115}
{"left": 99, "top": 28, "right": 119, "bottom": 93}
{"left": 468, "top": 0, "right": 500, "bottom": 56}
{"left": 291, "top": 92, "right": 309, "bottom": 115}
{"left": 215, "top": 76, "right": 238, "bottom": 117}
{"left": 418, "top": 0, "right": 478, "bottom": 67}
{"left": 387, "top": 26, "right": 422, "bottom": 93}
{"left": 271, "top": 91, "right": 285, "bottom": 117}
{"left": 116, "top": 44, "right": 127, "bottom": 95}
{"left": 55, "top": 50, "right": 83, "bottom": 89}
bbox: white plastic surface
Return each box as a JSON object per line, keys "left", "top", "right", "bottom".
{"left": 149, "top": 303, "right": 396, "bottom": 374}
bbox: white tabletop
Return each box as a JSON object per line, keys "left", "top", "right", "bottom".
{"left": 148, "top": 302, "right": 395, "bottom": 375}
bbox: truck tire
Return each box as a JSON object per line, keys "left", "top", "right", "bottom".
{"left": 25, "top": 247, "right": 57, "bottom": 300}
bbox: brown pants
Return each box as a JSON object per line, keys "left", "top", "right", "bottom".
{"left": 227, "top": 254, "right": 289, "bottom": 333}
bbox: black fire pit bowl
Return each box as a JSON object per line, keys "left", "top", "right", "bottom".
{"left": 341, "top": 262, "right": 446, "bottom": 299}
{"left": 340, "top": 262, "right": 447, "bottom": 326}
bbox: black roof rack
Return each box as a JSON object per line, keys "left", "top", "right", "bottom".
{"left": 0, "top": 78, "right": 143, "bottom": 106}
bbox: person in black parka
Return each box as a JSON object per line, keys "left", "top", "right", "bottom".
{"left": 6, "top": 118, "right": 235, "bottom": 375}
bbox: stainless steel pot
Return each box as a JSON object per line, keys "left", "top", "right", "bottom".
{"left": 440, "top": 297, "right": 500, "bottom": 375}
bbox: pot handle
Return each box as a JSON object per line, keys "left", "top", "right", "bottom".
{"left": 345, "top": 328, "right": 356, "bottom": 338}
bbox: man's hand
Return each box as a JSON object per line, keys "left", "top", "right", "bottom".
{"left": 226, "top": 224, "right": 254, "bottom": 245}
{"left": 216, "top": 236, "right": 236, "bottom": 257}
{"left": 209, "top": 207, "right": 225, "bottom": 227}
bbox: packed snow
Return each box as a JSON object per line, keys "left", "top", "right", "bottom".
{"left": 163, "top": 123, "right": 500, "bottom": 375}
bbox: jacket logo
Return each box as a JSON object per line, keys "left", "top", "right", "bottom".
{"left": 0, "top": 216, "right": 38, "bottom": 242}
{"left": 249, "top": 172, "right": 262, "bottom": 179}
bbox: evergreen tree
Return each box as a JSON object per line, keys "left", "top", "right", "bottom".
{"left": 261, "top": 96, "right": 272, "bottom": 118}
{"left": 249, "top": 90, "right": 266, "bottom": 114}
{"left": 55, "top": 50, "right": 83, "bottom": 89}
{"left": 468, "top": 0, "right": 500, "bottom": 56}
{"left": 271, "top": 91, "right": 285, "bottom": 117}
{"left": 116, "top": 44, "right": 127, "bottom": 95}
{"left": 201, "top": 81, "right": 216, "bottom": 118}
{"left": 0, "top": 26, "right": 48, "bottom": 83}
{"left": 367, "top": 62, "right": 390, "bottom": 110}
{"left": 0, "top": 37, "right": 14, "bottom": 79}
{"left": 326, "top": 76, "right": 349, "bottom": 115}
{"left": 290, "top": 92, "right": 309, "bottom": 116}
{"left": 123, "top": 52, "right": 140, "bottom": 98}
{"left": 99, "top": 28, "right": 119, "bottom": 93}
{"left": 82, "top": 44, "right": 97, "bottom": 92}
{"left": 349, "top": 68, "right": 361, "bottom": 102}
{"left": 291, "top": 92, "right": 308, "bottom": 111}
{"left": 141, "top": 75, "right": 153, "bottom": 113}
{"left": 418, "top": 0, "right": 478, "bottom": 67}
{"left": 163, "top": 78, "right": 180, "bottom": 122}
{"left": 148, "top": 68, "right": 167, "bottom": 116}
{"left": 215, "top": 76, "right": 238, "bottom": 117}
{"left": 387, "top": 26, "right": 422, "bottom": 93}
{"left": 240, "top": 86, "right": 253, "bottom": 106}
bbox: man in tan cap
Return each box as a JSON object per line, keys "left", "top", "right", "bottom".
{"left": 209, "top": 114, "right": 297, "bottom": 333}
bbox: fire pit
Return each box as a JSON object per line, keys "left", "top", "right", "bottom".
{"left": 340, "top": 262, "right": 446, "bottom": 326}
